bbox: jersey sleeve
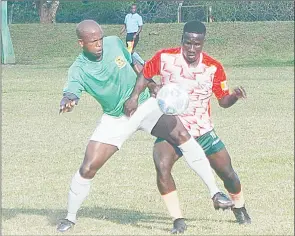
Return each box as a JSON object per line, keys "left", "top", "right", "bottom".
{"left": 63, "top": 66, "right": 85, "bottom": 98}
{"left": 138, "top": 15, "right": 143, "bottom": 26}
{"left": 124, "top": 15, "right": 127, "bottom": 24}
{"left": 142, "top": 51, "right": 161, "bottom": 79}
{"left": 212, "top": 63, "right": 230, "bottom": 99}
{"left": 115, "top": 36, "right": 132, "bottom": 64}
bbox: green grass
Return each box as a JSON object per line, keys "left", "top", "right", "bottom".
{"left": 2, "top": 22, "right": 294, "bottom": 235}
{"left": 9, "top": 21, "right": 294, "bottom": 67}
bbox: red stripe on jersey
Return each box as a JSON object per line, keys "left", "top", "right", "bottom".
{"left": 202, "top": 53, "right": 230, "bottom": 99}
{"left": 143, "top": 47, "right": 181, "bottom": 79}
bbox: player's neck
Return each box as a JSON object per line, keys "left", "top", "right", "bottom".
{"left": 186, "top": 56, "right": 201, "bottom": 68}
{"left": 83, "top": 51, "right": 102, "bottom": 62}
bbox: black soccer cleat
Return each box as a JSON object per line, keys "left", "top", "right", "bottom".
{"left": 57, "top": 219, "right": 75, "bottom": 232}
{"left": 212, "top": 192, "right": 234, "bottom": 210}
{"left": 232, "top": 206, "right": 251, "bottom": 224}
{"left": 170, "top": 218, "right": 187, "bottom": 234}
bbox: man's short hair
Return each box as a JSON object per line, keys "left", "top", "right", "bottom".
{"left": 183, "top": 20, "right": 206, "bottom": 35}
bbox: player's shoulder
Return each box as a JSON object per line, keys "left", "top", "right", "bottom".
{"left": 202, "top": 52, "right": 223, "bottom": 68}
{"left": 103, "top": 35, "right": 121, "bottom": 44}
{"left": 68, "top": 62, "right": 82, "bottom": 75}
{"left": 135, "top": 13, "right": 142, "bottom": 18}
{"left": 68, "top": 54, "right": 85, "bottom": 74}
{"left": 154, "top": 47, "right": 181, "bottom": 57}
{"left": 104, "top": 36, "right": 125, "bottom": 51}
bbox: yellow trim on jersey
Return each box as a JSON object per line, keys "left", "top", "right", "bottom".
{"left": 221, "top": 81, "right": 229, "bottom": 91}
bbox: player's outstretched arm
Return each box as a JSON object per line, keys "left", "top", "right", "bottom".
{"left": 218, "top": 86, "right": 247, "bottom": 108}
{"left": 59, "top": 93, "right": 80, "bottom": 114}
{"left": 61, "top": 67, "right": 85, "bottom": 114}
{"left": 124, "top": 72, "right": 150, "bottom": 116}
{"left": 130, "top": 56, "right": 160, "bottom": 98}
{"left": 131, "top": 57, "right": 144, "bottom": 75}
{"left": 124, "top": 49, "right": 161, "bottom": 116}
{"left": 147, "top": 81, "right": 161, "bottom": 98}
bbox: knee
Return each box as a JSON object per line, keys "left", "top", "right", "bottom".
{"left": 79, "top": 165, "right": 95, "bottom": 179}
{"left": 79, "top": 161, "right": 98, "bottom": 179}
{"left": 172, "top": 129, "right": 191, "bottom": 145}
{"left": 155, "top": 158, "right": 173, "bottom": 178}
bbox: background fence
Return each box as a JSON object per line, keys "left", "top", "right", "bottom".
{"left": 7, "top": 0, "right": 295, "bottom": 24}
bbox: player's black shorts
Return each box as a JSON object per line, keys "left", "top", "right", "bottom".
{"left": 126, "top": 32, "right": 139, "bottom": 49}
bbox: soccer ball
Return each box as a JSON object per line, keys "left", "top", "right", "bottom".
{"left": 156, "top": 83, "right": 189, "bottom": 115}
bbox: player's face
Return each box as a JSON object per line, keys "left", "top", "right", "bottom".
{"left": 131, "top": 5, "right": 137, "bottom": 13}
{"left": 79, "top": 29, "right": 104, "bottom": 61}
{"left": 181, "top": 32, "right": 205, "bottom": 63}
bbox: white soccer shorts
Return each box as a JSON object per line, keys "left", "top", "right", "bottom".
{"left": 90, "top": 97, "right": 163, "bottom": 149}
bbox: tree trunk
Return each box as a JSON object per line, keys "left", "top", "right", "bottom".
{"left": 36, "top": 0, "right": 59, "bottom": 23}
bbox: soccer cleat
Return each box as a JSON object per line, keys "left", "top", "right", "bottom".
{"left": 170, "top": 218, "right": 187, "bottom": 234}
{"left": 232, "top": 206, "right": 251, "bottom": 224}
{"left": 57, "top": 219, "right": 75, "bottom": 232}
{"left": 212, "top": 192, "right": 234, "bottom": 210}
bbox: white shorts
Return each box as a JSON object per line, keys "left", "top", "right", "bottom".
{"left": 90, "top": 97, "right": 163, "bottom": 149}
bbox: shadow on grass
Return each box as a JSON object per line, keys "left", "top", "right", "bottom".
{"left": 2, "top": 206, "right": 236, "bottom": 232}
{"left": 2, "top": 207, "right": 171, "bottom": 232}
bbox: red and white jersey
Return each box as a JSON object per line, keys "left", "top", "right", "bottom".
{"left": 143, "top": 47, "right": 230, "bottom": 137}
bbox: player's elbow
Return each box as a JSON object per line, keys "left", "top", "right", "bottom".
{"left": 218, "top": 98, "right": 230, "bottom": 108}
{"left": 219, "top": 102, "right": 230, "bottom": 108}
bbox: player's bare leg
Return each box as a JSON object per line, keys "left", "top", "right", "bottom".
{"left": 57, "top": 141, "right": 118, "bottom": 232}
{"left": 151, "top": 115, "right": 233, "bottom": 233}
{"left": 151, "top": 115, "right": 233, "bottom": 208}
{"left": 207, "top": 148, "right": 251, "bottom": 224}
{"left": 153, "top": 142, "right": 186, "bottom": 234}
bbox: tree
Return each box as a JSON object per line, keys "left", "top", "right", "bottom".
{"left": 35, "top": 0, "right": 59, "bottom": 23}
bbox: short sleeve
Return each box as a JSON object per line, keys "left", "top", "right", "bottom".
{"left": 63, "top": 67, "right": 85, "bottom": 98}
{"left": 124, "top": 15, "right": 127, "bottom": 24}
{"left": 142, "top": 51, "right": 161, "bottom": 79}
{"left": 212, "top": 63, "right": 230, "bottom": 99}
{"left": 138, "top": 15, "right": 143, "bottom": 26}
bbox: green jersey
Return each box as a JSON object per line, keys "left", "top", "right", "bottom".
{"left": 63, "top": 36, "right": 150, "bottom": 117}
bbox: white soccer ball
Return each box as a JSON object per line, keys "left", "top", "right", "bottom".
{"left": 156, "top": 83, "right": 189, "bottom": 115}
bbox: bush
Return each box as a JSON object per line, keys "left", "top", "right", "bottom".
{"left": 8, "top": 0, "right": 294, "bottom": 24}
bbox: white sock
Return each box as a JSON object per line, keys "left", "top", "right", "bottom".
{"left": 178, "top": 137, "right": 220, "bottom": 198}
{"left": 65, "top": 170, "right": 92, "bottom": 223}
{"left": 162, "top": 191, "right": 183, "bottom": 220}
{"left": 229, "top": 189, "right": 245, "bottom": 208}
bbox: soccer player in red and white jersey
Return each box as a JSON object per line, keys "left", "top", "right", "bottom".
{"left": 125, "top": 20, "right": 251, "bottom": 233}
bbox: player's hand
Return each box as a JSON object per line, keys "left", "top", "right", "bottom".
{"left": 133, "top": 34, "right": 137, "bottom": 40}
{"left": 59, "top": 97, "right": 77, "bottom": 114}
{"left": 124, "top": 97, "right": 138, "bottom": 117}
{"left": 233, "top": 86, "right": 247, "bottom": 99}
{"left": 148, "top": 83, "right": 162, "bottom": 98}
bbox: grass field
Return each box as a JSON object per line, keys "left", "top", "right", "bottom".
{"left": 2, "top": 22, "right": 294, "bottom": 235}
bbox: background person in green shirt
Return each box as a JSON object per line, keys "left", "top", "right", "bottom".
{"left": 57, "top": 20, "right": 233, "bottom": 234}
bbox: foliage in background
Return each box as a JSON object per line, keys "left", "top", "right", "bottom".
{"left": 8, "top": 0, "right": 294, "bottom": 24}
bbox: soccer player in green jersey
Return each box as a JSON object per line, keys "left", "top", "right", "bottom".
{"left": 57, "top": 20, "right": 233, "bottom": 233}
